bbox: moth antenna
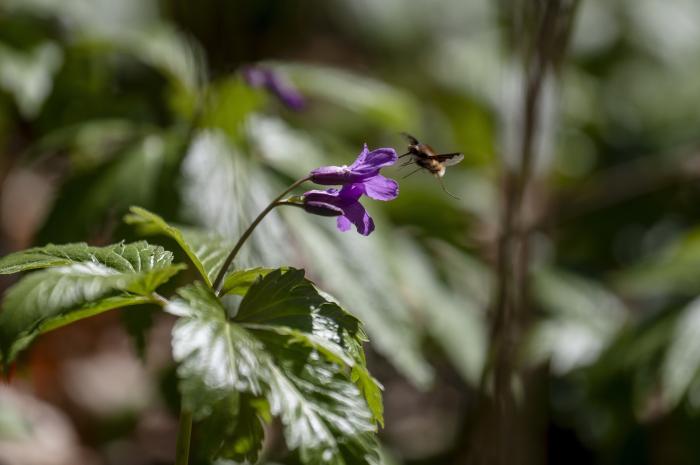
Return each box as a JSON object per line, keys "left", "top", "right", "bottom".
{"left": 438, "top": 176, "right": 460, "bottom": 199}
{"left": 402, "top": 167, "right": 423, "bottom": 179}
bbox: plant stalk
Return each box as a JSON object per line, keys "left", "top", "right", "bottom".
{"left": 175, "top": 409, "right": 193, "bottom": 465}
{"left": 212, "top": 175, "right": 312, "bottom": 294}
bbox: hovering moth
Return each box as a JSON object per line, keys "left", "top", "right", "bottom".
{"left": 399, "top": 133, "right": 464, "bottom": 198}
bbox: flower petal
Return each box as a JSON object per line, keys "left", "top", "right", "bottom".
{"left": 350, "top": 144, "right": 371, "bottom": 169}
{"left": 360, "top": 147, "right": 397, "bottom": 170}
{"left": 310, "top": 166, "right": 360, "bottom": 185}
{"left": 362, "top": 175, "right": 399, "bottom": 201}
{"left": 303, "top": 188, "right": 341, "bottom": 202}
{"left": 338, "top": 183, "right": 364, "bottom": 203}
{"left": 341, "top": 201, "right": 375, "bottom": 236}
{"left": 304, "top": 201, "right": 343, "bottom": 217}
{"left": 337, "top": 216, "right": 352, "bottom": 232}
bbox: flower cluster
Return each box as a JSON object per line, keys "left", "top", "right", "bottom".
{"left": 302, "top": 145, "right": 399, "bottom": 236}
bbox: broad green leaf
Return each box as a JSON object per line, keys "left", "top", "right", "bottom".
{"left": 0, "top": 241, "right": 173, "bottom": 274}
{"left": 221, "top": 267, "right": 278, "bottom": 296}
{"left": 0, "top": 241, "right": 183, "bottom": 364}
{"left": 168, "top": 282, "right": 381, "bottom": 464}
{"left": 125, "top": 206, "right": 234, "bottom": 287}
{"left": 0, "top": 241, "right": 175, "bottom": 276}
{"left": 236, "top": 269, "right": 383, "bottom": 425}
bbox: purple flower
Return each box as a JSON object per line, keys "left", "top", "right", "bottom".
{"left": 301, "top": 144, "right": 399, "bottom": 235}
{"left": 242, "top": 65, "right": 305, "bottom": 111}
{"left": 303, "top": 184, "right": 375, "bottom": 236}
{"left": 310, "top": 144, "right": 398, "bottom": 199}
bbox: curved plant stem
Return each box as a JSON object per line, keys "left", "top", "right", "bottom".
{"left": 212, "top": 175, "right": 312, "bottom": 294}
{"left": 175, "top": 409, "right": 193, "bottom": 465}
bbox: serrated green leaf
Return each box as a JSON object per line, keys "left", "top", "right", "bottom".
{"left": 0, "top": 241, "right": 182, "bottom": 364}
{"left": 168, "top": 282, "right": 381, "bottom": 465}
{"left": 235, "top": 269, "right": 383, "bottom": 425}
{"left": 221, "top": 267, "right": 278, "bottom": 296}
{"left": 125, "top": 206, "right": 234, "bottom": 287}
{"left": 236, "top": 269, "right": 361, "bottom": 331}
{"left": 0, "top": 240, "right": 174, "bottom": 275}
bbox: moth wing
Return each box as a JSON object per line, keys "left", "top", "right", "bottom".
{"left": 400, "top": 132, "right": 420, "bottom": 145}
{"left": 434, "top": 153, "right": 464, "bottom": 167}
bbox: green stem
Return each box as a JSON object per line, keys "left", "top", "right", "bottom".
{"left": 175, "top": 409, "right": 193, "bottom": 465}
{"left": 212, "top": 175, "right": 312, "bottom": 294}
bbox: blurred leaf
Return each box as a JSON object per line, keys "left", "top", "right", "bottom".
{"left": 0, "top": 241, "right": 182, "bottom": 364}
{"left": 126, "top": 206, "right": 234, "bottom": 287}
{"left": 180, "top": 130, "right": 293, "bottom": 269}
{"left": 202, "top": 77, "right": 265, "bottom": 143}
{"left": 119, "top": 25, "right": 205, "bottom": 92}
{"left": 393, "top": 235, "right": 487, "bottom": 385}
{"left": 617, "top": 228, "right": 700, "bottom": 298}
{"left": 24, "top": 119, "right": 148, "bottom": 168}
{"left": 661, "top": 297, "right": 700, "bottom": 409}
{"left": 530, "top": 268, "right": 628, "bottom": 374}
{"left": 168, "top": 279, "right": 380, "bottom": 464}
{"left": 37, "top": 133, "right": 175, "bottom": 243}
{"left": 0, "top": 41, "right": 62, "bottom": 118}
{"left": 283, "top": 63, "right": 419, "bottom": 130}
{"left": 245, "top": 114, "right": 326, "bottom": 179}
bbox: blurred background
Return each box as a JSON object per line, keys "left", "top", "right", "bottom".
{"left": 2, "top": 0, "right": 700, "bottom": 464}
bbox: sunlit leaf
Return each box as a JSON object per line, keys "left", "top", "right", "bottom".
{"left": 125, "top": 206, "right": 234, "bottom": 287}
{"left": 168, "top": 280, "right": 381, "bottom": 464}
{"left": 0, "top": 241, "right": 182, "bottom": 364}
{"left": 221, "top": 267, "right": 278, "bottom": 296}
{"left": 237, "top": 268, "right": 382, "bottom": 425}
{"left": 0, "top": 240, "right": 175, "bottom": 275}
